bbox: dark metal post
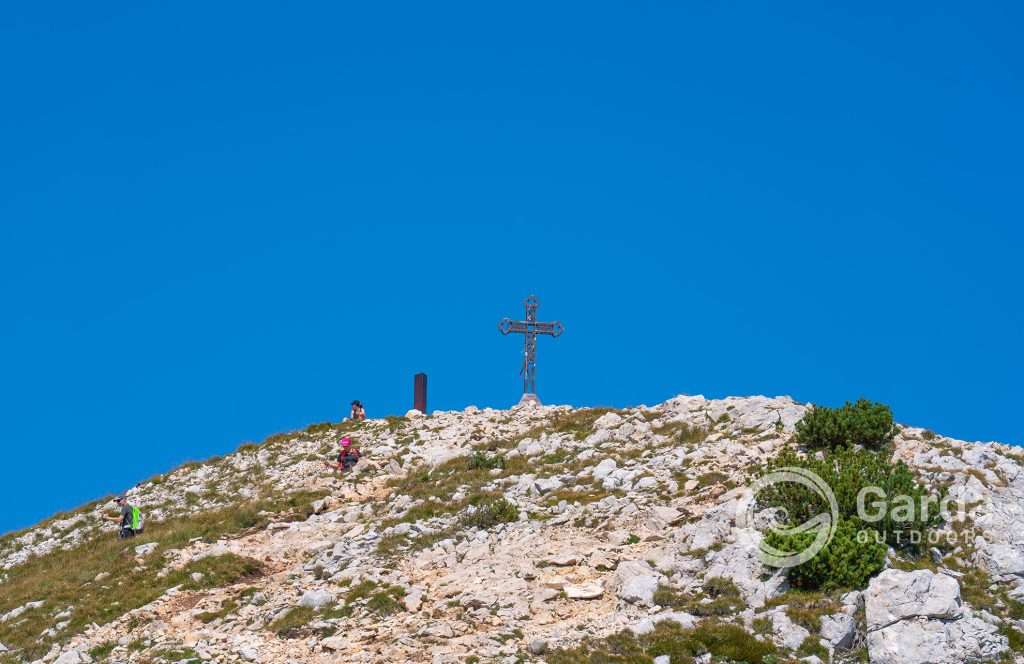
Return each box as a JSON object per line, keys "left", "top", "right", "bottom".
{"left": 413, "top": 373, "right": 427, "bottom": 413}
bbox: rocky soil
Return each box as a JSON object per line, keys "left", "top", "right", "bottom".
{"left": 0, "top": 394, "right": 1022, "bottom": 664}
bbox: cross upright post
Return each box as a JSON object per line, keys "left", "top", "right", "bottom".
{"left": 498, "top": 295, "right": 564, "bottom": 404}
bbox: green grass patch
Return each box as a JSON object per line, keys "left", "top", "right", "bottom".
{"left": 196, "top": 598, "right": 239, "bottom": 624}
{"left": 0, "top": 491, "right": 321, "bottom": 659}
{"left": 458, "top": 497, "right": 519, "bottom": 530}
{"left": 344, "top": 580, "right": 407, "bottom": 616}
{"left": 652, "top": 421, "right": 708, "bottom": 446}
{"left": 546, "top": 618, "right": 774, "bottom": 664}
{"left": 269, "top": 606, "right": 316, "bottom": 638}
{"left": 88, "top": 642, "right": 117, "bottom": 658}
{"left": 653, "top": 577, "right": 744, "bottom": 617}
{"left": 797, "top": 636, "right": 829, "bottom": 660}
{"left": 765, "top": 591, "right": 839, "bottom": 633}
{"left": 549, "top": 408, "right": 619, "bottom": 440}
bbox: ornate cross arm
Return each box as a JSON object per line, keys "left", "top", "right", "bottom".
{"left": 498, "top": 319, "right": 564, "bottom": 337}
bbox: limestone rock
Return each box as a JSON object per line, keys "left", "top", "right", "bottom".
{"left": 564, "top": 582, "right": 603, "bottom": 600}
{"left": 611, "top": 560, "right": 661, "bottom": 606}
{"left": 865, "top": 569, "right": 962, "bottom": 630}
{"left": 298, "top": 589, "right": 336, "bottom": 609}
{"left": 53, "top": 651, "right": 90, "bottom": 664}
{"left": 593, "top": 459, "right": 618, "bottom": 481}
{"left": 770, "top": 608, "right": 811, "bottom": 651}
{"left": 820, "top": 612, "right": 856, "bottom": 649}
{"left": 866, "top": 570, "right": 1008, "bottom": 664}
{"left": 866, "top": 612, "right": 1007, "bottom": 664}
{"left": 133, "top": 542, "right": 158, "bottom": 557}
{"left": 982, "top": 543, "right": 1024, "bottom": 577}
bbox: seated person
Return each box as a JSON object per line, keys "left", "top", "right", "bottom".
{"left": 324, "top": 437, "right": 361, "bottom": 474}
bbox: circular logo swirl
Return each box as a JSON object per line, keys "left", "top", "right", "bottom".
{"left": 736, "top": 467, "right": 839, "bottom": 568}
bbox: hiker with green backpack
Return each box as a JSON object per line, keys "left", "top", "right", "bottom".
{"left": 108, "top": 496, "right": 143, "bottom": 539}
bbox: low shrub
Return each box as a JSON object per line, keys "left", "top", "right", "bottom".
{"left": 758, "top": 447, "right": 942, "bottom": 554}
{"left": 269, "top": 606, "right": 316, "bottom": 638}
{"left": 468, "top": 451, "right": 505, "bottom": 470}
{"left": 343, "top": 580, "right": 407, "bottom": 616}
{"left": 459, "top": 497, "right": 519, "bottom": 529}
{"left": 88, "top": 642, "right": 116, "bottom": 658}
{"left": 764, "top": 518, "right": 886, "bottom": 591}
{"left": 795, "top": 399, "right": 896, "bottom": 451}
{"left": 653, "top": 577, "right": 744, "bottom": 616}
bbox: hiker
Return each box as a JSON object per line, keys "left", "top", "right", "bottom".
{"left": 350, "top": 400, "right": 366, "bottom": 422}
{"left": 324, "top": 436, "right": 361, "bottom": 475}
{"left": 108, "top": 496, "right": 143, "bottom": 539}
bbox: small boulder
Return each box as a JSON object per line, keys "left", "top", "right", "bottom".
{"left": 134, "top": 542, "right": 158, "bottom": 557}
{"left": 820, "top": 612, "right": 857, "bottom": 649}
{"left": 298, "top": 589, "right": 336, "bottom": 610}
{"left": 770, "top": 609, "right": 810, "bottom": 650}
{"left": 594, "top": 412, "right": 623, "bottom": 429}
{"left": 611, "top": 560, "right": 661, "bottom": 606}
{"left": 404, "top": 587, "right": 424, "bottom": 612}
{"left": 541, "top": 552, "right": 579, "bottom": 567}
{"left": 527, "top": 639, "right": 548, "bottom": 655}
{"left": 564, "top": 582, "right": 604, "bottom": 600}
{"left": 593, "top": 459, "right": 618, "bottom": 481}
{"left": 53, "top": 650, "right": 89, "bottom": 664}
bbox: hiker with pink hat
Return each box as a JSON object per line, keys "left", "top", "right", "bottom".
{"left": 324, "top": 436, "right": 361, "bottom": 474}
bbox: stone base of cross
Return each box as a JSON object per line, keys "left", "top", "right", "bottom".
{"left": 517, "top": 393, "right": 542, "bottom": 407}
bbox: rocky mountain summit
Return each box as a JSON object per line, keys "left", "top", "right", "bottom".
{"left": 1, "top": 395, "right": 1022, "bottom": 664}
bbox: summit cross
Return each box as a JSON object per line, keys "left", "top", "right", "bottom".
{"left": 498, "top": 295, "right": 564, "bottom": 404}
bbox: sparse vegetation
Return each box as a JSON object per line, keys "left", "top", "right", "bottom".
{"left": 545, "top": 483, "right": 620, "bottom": 507}
{"left": 653, "top": 577, "right": 744, "bottom": 617}
{"left": 89, "top": 642, "right": 117, "bottom": 658}
{"left": 546, "top": 618, "right": 775, "bottom": 664}
{"left": 696, "top": 471, "right": 729, "bottom": 487}
{"left": 269, "top": 606, "right": 316, "bottom": 638}
{"left": 797, "top": 635, "right": 829, "bottom": 660}
{"left": 468, "top": 450, "right": 506, "bottom": 470}
{"left": 459, "top": 496, "right": 519, "bottom": 529}
{"left": 0, "top": 492, "right": 317, "bottom": 658}
{"left": 343, "top": 579, "right": 407, "bottom": 616}
{"left": 196, "top": 598, "right": 239, "bottom": 624}
{"left": 551, "top": 408, "right": 619, "bottom": 440}
{"left": 766, "top": 591, "right": 840, "bottom": 632}
{"left": 652, "top": 420, "right": 707, "bottom": 446}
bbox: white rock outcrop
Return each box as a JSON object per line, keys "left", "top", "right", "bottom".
{"left": 865, "top": 569, "right": 1007, "bottom": 664}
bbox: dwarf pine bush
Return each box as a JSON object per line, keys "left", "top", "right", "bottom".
{"left": 759, "top": 447, "right": 942, "bottom": 555}
{"left": 765, "top": 518, "right": 886, "bottom": 591}
{"left": 795, "top": 399, "right": 896, "bottom": 451}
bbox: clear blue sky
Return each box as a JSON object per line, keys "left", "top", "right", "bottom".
{"left": 1, "top": 2, "right": 1021, "bottom": 534}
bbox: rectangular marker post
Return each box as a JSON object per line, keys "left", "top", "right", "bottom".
{"left": 413, "top": 373, "right": 427, "bottom": 413}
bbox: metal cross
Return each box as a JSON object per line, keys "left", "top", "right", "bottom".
{"left": 498, "top": 295, "right": 564, "bottom": 399}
